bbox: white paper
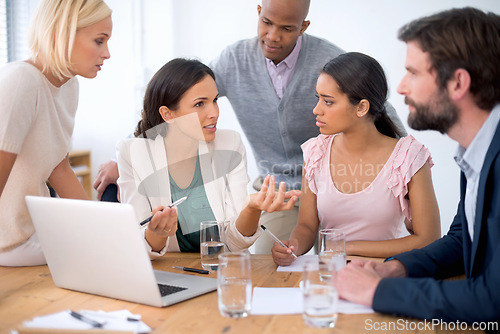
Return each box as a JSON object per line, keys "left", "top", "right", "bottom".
{"left": 251, "top": 287, "right": 303, "bottom": 315}
{"left": 251, "top": 287, "right": 374, "bottom": 315}
{"left": 277, "top": 254, "right": 318, "bottom": 272}
{"left": 22, "top": 309, "right": 151, "bottom": 333}
{"left": 337, "top": 299, "right": 375, "bottom": 314}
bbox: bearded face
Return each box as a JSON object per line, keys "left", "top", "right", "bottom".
{"left": 406, "top": 88, "right": 459, "bottom": 134}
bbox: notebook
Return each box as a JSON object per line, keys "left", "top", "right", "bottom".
{"left": 25, "top": 196, "right": 217, "bottom": 307}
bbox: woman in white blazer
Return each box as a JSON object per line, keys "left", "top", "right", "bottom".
{"left": 117, "top": 58, "right": 300, "bottom": 258}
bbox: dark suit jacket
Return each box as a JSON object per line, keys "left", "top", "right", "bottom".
{"left": 373, "top": 122, "right": 500, "bottom": 323}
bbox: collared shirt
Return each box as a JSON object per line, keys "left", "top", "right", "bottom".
{"left": 265, "top": 36, "right": 302, "bottom": 99}
{"left": 454, "top": 104, "right": 500, "bottom": 241}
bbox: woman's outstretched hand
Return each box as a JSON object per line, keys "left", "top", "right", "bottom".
{"left": 248, "top": 174, "right": 301, "bottom": 213}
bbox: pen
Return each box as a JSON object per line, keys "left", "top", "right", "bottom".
{"left": 79, "top": 312, "right": 140, "bottom": 322}
{"left": 260, "top": 225, "right": 297, "bottom": 258}
{"left": 69, "top": 310, "right": 105, "bottom": 328}
{"left": 139, "top": 196, "right": 188, "bottom": 226}
{"left": 173, "top": 266, "right": 210, "bottom": 274}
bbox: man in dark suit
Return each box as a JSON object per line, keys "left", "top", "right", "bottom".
{"left": 337, "top": 7, "right": 500, "bottom": 324}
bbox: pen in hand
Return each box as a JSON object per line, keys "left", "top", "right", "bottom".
{"left": 139, "top": 196, "right": 188, "bottom": 226}
{"left": 260, "top": 225, "right": 298, "bottom": 258}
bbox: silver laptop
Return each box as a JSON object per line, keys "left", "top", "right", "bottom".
{"left": 25, "top": 196, "right": 217, "bottom": 307}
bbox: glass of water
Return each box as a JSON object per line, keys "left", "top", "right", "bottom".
{"left": 200, "top": 221, "right": 226, "bottom": 271}
{"left": 217, "top": 251, "right": 252, "bottom": 318}
{"left": 302, "top": 259, "right": 338, "bottom": 328}
{"left": 318, "top": 228, "right": 346, "bottom": 282}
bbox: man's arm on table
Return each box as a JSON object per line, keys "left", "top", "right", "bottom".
{"left": 373, "top": 240, "right": 500, "bottom": 323}
{"left": 340, "top": 202, "right": 500, "bottom": 323}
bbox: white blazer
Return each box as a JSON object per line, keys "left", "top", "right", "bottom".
{"left": 116, "top": 129, "right": 262, "bottom": 257}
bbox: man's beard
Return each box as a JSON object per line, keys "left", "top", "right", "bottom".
{"left": 406, "top": 89, "right": 459, "bottom": 134}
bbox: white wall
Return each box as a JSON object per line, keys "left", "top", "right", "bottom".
{"left": 71, "top": 0, "right": 500, "bottom": 236}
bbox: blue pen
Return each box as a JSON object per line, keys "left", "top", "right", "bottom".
{"left": 173, "top": 266, "right": 210, "bottom": 275}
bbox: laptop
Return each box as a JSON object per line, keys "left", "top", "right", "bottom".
{"left": 25, "top": 196, "right": 217, "bottom": 307}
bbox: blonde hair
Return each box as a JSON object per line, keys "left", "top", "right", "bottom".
{"left": 28, "top": 0, "right": 112, "bottom": 80}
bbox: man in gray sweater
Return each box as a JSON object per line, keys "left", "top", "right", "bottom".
{"left": 210, "top": 0, "right": 405, "bottom": 253}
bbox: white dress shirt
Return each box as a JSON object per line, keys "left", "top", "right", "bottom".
{"left": 454, "top": 104, "right": 500, "bottom": 241}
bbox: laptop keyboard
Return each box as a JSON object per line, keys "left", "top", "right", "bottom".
{"left": 158, "top": 283, "right": 188, "bottom": 297}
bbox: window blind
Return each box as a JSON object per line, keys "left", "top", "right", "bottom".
{"left": 0, "top": 0, "right": 7, "bottom": 64}
{"left": 0, "top": 0, "right": 33, "bottom": 66}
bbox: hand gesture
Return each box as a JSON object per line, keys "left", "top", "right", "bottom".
{"left": 248, "top": 175, "right": 301, "bottom": 213}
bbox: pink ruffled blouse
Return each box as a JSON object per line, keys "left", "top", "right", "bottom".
{"left": 301, "top": 134, "right": 433, "bottom": 242}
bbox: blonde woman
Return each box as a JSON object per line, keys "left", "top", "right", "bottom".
{"left": 0, "top": 0, "right": 112, "bottom": 266}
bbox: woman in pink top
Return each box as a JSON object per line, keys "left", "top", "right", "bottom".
{"left": 272, "top": 52, "right": 441, "bottom": 265}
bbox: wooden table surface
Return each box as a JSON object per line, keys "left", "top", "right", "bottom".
{"left": 0, "top": 253, "right": 484, "bottom": 334}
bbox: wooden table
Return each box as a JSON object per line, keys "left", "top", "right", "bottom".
{"left": 0, "top": 254, "right": 484, "bottom": 334}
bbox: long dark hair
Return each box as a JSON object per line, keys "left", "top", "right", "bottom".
{"left": 322, "top": 52, "right": 403, "bottom": 138}
{"left": 135, "top": 58, "right": 216, "bottom": 138}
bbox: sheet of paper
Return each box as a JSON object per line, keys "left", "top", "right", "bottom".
{"left": 277, "top": 254, "right": 318, "bottom": 272}
{"left": 251, "top": 287, "right": 374, "bottom": 315}
{"left": 251, "top": 287, "right": 303, "bottom": 315}
{"left": 337, "top": 299, "right": 375, "bottom": 314}
{"left": 22, "top": 309, "right": 151, "bottom": 333}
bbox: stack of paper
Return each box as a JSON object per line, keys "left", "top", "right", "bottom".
{"left": 16, "top": 309, "right": 151, "bottom": 333}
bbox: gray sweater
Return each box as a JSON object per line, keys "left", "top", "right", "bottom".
{"left": 211, "top": 33, "right": 405, "bottom": 189}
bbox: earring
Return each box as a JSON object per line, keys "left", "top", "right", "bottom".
{"left": 356, "top": 101, "right": 368, "bottom": 118}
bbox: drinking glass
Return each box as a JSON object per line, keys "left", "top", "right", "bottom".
{"left": 318, "top": 228, "right": 346, "bottom": 282}
{"left": 302, "top": 259, "right": 338, "bottom": 328}
{"left": 217, "top": 251, "right": 252, "bottom": 318}
{"left": 200, "top": 221, "right": 225, "bottom": 271}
